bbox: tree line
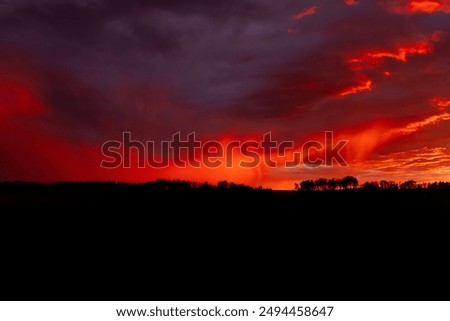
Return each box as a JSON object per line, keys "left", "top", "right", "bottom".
{"left": 295, "top": 177, "right": 450, "bottom": 191}
{"left": 0, "top": 179, "right": 269, "bottom": 193}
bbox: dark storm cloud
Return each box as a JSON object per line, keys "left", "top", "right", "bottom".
{"left": 1, "top": 0, "right": 298, "bottom": 133}
{"left": 2, "top": 0, "right": 450, "bottom": 128}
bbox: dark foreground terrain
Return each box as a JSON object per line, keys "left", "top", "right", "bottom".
{"left": 1, "top": 181, "right": 449, "bottom": 301}
{"left": 2, "top": 181, "right": 450, "bottom": 211}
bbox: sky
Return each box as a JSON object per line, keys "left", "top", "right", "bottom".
{"left": 1, "top": 0, "right": 450, "bottom": 189}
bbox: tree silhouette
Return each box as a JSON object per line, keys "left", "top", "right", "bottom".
{"left": 400, "top": 180, "right": 417, "bottom": 190}
{"left": 381, "top": 180, "right": 398, "bottom": 190}
{"left": 327, "top": 178, "right": 338, "bottom": 190}
{"left": 363, "top": 181, "right": 380, "bottom": 190}
{"left": 342, "top": 176, "right": 358, "bottom": 189}
{"left": 300, "top": 180, "right": 316, "bottom": 191}
{"left": 294, "top": 177, "right": 450, "bottom": 192}
{"left": 217, "top": 180, "right": 229, "bottom": 189}
{"left": 428, "top": 181, "right": 450, "bottom": 190}
{"left": 315, "top": 178, "right": 328, "bottom": 191}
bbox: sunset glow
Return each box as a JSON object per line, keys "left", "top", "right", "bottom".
{"left": 2, "top": 0, "right": 450, "bottom": 189}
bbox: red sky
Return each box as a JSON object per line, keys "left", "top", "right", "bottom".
{"left": 2, "top": 0, "right": 450, "bottom": 189}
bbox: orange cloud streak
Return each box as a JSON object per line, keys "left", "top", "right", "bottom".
{"left": 409, "top": 0, "right": 443, "bottom": 13}
{"left": 328, "top": 104, "right": 450, "bottom": 164}
{"left": 338, "top": 79, "right": 373, "bottom": 96}
{"left": 366, "top": 43, "right": 432, "bottom": 62}
{"left": 386, "top": 0, "right": 450, "bottom": 14}
{"left": 357, "top": 147, "right": 450, "bottom": 183}
{"left": 340, "top": 32, "right": 442, "bottom": 100}
{"left": 392, "top": 113, "right": 450, "bottom": 135}
{"left": 349, "top": 42, "right": 434, "bottom": 66}
{"left": 347, "top": 32, "right": 442, "bottom": 69}
{"left": 291, "top": 6, "right": 317, "bottom": 20}
{"left": 431, "top": 97, "right": 450, "bottom": 110}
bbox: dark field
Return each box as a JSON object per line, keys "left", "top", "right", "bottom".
{"left": 1, "top": 182, "right": 449, "bottom": 301}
